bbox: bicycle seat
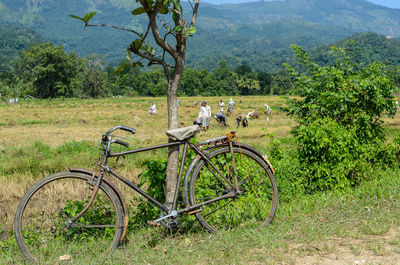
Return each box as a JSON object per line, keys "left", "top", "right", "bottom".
{"left": 166, "top": 125, "right": 201, "bottom": 141}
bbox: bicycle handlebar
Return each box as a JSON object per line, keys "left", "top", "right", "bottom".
{"left": 104, "top": 125, "right": 136, "bottom": 136}
{"left": 112, "top": 139, "right": 130, "bottom": 148}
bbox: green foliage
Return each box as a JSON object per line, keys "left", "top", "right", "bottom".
{"left": 57, "top": 196, "right": 116, "bottom": 241}
{"left": 310, "top": 32, "right": 400, "bottom": 67}
{"left": 0, "top": 140, "right": 96, "bottom": 177}
{"left": 286, "top": 45, "right": 397, "bottom": 142}
{"left": 74, "top": 54, "right": 109, "bottom": 98}
{"left": 269, "top": 139, "right": 284, "bottom": 160}
{"left": 294, "top": 118, "right": 370, "bottom": 192}
{"left": 0, "top": 26, "right": 44, "bottom": 73}
{"left": 69, "top": 12, "right": 97, "bottom": 24}
{"left": 283, "top": 45, "right": 400, "bottom": 193}
{"left": 3, "top": 0, "right": 400, "bottom": 72}
{"left": 130, "top": 159, "right": 168, "bottom": 227}
{"left": 13, "top": 42, "right": 82, "bottom": 98}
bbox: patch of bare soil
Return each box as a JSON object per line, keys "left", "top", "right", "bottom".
{"left": 291, "top": 228, "right": 400, "bottom": 265}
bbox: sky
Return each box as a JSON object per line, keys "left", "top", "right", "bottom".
{"left": 202, "top": 0, "right": 400, "bottom": 9}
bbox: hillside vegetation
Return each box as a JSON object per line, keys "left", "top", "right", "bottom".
{"left": 0, "top": 26, "right": 43, "bottom": 72}
{"left": 1, "top": 0, "right": 400, "bottom": 68}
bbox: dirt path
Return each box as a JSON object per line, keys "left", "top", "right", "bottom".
{"left": 291, "top": 227, "right": 400, "bottom": 264}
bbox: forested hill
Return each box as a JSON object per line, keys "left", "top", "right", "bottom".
{"left": 198, "top": 0, "right": 400, "bottom": 36}
{"left": 310, "top": 32, "right": 400, "bottom": 67}
{"left": 0, "top": 26, "right": 44, "bottom": 72}
{"left": 0, "top": 0, "right": 400, "bottom": 71}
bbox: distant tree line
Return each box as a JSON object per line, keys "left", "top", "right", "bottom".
{"left": 0, "top": 42, "right": 294, "bottom": 99}
{"left": 2, "top": 33, "right": 400, "bottom": 99}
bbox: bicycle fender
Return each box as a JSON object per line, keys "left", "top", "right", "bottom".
{"left": 231, "top": 142, "right": 275, "bottom": 174}
{"left": 200, "top": 142, "right": 275, "bottom": 174}
{"left": 182, "top": 155, "right": 202, "bottom": 208}
{"left": 68, "top": 168, "right": 129, "bottom": 243}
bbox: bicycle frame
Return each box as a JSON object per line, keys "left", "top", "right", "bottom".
{"left": 71, "top": 136, "right": 239, "bottom": 226}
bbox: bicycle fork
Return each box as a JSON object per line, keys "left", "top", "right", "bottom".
{"left": 66, "top": 172, "right": 103, "bottom": 227}
{"left": 66, "top": 158, "right": 108, "bottom": 227}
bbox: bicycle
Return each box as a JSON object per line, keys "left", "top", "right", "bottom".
{"left": 14, "top": 125, "right": 278, "bottom": 263}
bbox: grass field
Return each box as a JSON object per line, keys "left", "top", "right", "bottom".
{"left": 1, "top": 96, "right": 400, "bottom": 264}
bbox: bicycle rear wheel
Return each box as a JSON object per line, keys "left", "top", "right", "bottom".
{"left": 14, "top": 172, "right": 124, "bottom": 264}
{"left": 188, "top": 146, "right": 278, "bottom": 232}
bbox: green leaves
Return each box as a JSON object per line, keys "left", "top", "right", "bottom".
{"left": 159, "top": 4, "right": 169, "bottom": 14}
{"left": 172, "top": 0, "right": 182, "bottom": 12}
{"left": 131, "top": 7, "right": 146, "bottom": 15}
{"left": 114, "top": 63, "right": 130, "bottom": 75}
{"left": 69, "top": 12, "right": 97, "bottom": 24}
{"left": 172, "top": 26, "right": 182, "bottom": 32}
{"left": 284, "top": 44, "right": 399, "bottom": 194}
{"left": 126, "top": 49, "right": 132, "bottom": 61}
{"left": 187, "top": 26, "right": 197, "bottom": 34}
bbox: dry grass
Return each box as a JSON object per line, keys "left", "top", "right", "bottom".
{"left": 0, "top": 96, "right": 291, "bottom": 230}
{"left": 0, "top": 96, "right": 292, "bottom": 147}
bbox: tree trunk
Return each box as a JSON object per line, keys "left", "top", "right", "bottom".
{"left": 165, "top": 56, "right": 185, "bottom": 208}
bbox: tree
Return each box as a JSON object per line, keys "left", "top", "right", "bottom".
{"left": 113, "top": 59, "right": 142, "bottom": 96}
{"left": 13, "top": 42, "right": 81, "bottom": 98}
{"left": 235, "top": 64, "right": 252, "bottom": 76}
{"left": 76, "top": 54, "right": 108, "bottom": 98}
{"left": 73, "top": 0, "right": 200, "bottom": 206}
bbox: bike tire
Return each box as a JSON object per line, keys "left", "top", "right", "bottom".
{"left": 14, "top": 172, "right": 124, "bottom": 264}
{"left": 188, "top": 146, "right": 278, "bottom": 233}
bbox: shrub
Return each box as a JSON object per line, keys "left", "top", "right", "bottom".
{"left": 294, "top": 118, "right": 369, "bottom": 192}
{"left": 283, "top": 44, "right": 399, "bottom": 193}
{"left": 286, "top": 45, "right": 397, "bottom": 143}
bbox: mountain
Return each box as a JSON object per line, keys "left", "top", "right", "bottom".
{"left": 0, "top": 0, "right": 399, "bottom": 71}
{"left": 310, "top": 32, "right": 400, "bottom": 66}
{"left": 197, "top": 0, "right": 400, "bottom": 36}
{"left": 186, "top": 19, "right": 353, "bottom": 71}
{"left": 0, "top": 25, "right": 44, "bottom": 72}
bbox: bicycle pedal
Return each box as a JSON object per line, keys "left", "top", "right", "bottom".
{"left": 187, "top": 209, "right": 202, "bottom": 215}
{"left": 146, "top": 220, "right": 161, "bottom": 227}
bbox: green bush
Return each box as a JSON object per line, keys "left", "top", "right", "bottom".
{"left": 282, "top": 44, "right": 400, "bottom": 193}
{"left": 286, "top": 45, "right": 397, "bottom": 143}
{"left": 294, "top": 118, "right": 368, "bottom": 192}
{"left": 129, "top": 159, "right": 168, "bottom": 228}
{"left": 268, "top": 139, "right": 304, "bottom": 202}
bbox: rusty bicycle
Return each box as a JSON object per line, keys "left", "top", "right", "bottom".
{"left": 14, "top": 125, "right": 278, "bottom": 263}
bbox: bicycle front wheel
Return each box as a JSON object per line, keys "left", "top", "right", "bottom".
{"left": 14, "top": 172, "right": 124, "bottom": 264}
{"left": 189, "top": 146, "right": 278, "bottom": 232}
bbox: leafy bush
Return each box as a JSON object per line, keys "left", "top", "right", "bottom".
{"left": 283, "top": 44, "right": 399, "bottom": 193}
{"left": 130, "top": 159, "right": 168, "bottom": 227}
{"left": 286, "top": 44, "right": 397, "bottom": 143}
{"left": 294, "top": 118, "right": 370, "bottom": 192}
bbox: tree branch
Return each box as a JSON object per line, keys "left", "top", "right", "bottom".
{"left": 190, "top": 0, "right": 200, "bottom": 27}
{"left": 138, "top": 0, "right": 178, "bottom": 60}
{"left": 86, "top": 24, "right": 142, "bottom": 37}
{"left": 128, "top": 45, "right": 162, "bottom": 65}
{"left": 149, "top": 12, "right": 178, "bottom": 60}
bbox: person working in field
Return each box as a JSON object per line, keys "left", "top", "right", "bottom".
{"left": 265, "top": 103, "right": 272, "bottom": 121}
{"left": 247, "top": 111, "right": 259, "bottom": 119}
{"left": 227, "top": 98, "right": 234, "bottom": 115}
{"left": 265, "top": 104, "right": 272, "bottom": 115}
{"left": 214, "top": 112, "right": 228, "bottom": 127}
{"left": 219, "top": 99, "right": 225, "bottom": 112}
{"left": 198, "top": 101, "right": 212, "bottom": 131}
{"left": 236, "top": 113, "right": 249, "bottom": 128}
{"left": 193, "top": 117, "right": 202, "bottom": 127}
{"left": 149, "top": 102, "right": 156, "bottom": 115}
